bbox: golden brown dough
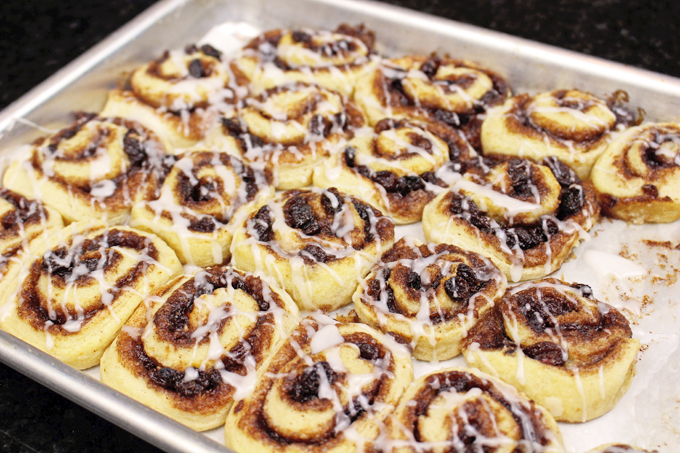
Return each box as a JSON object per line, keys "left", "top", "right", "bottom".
{"left": 224, "top": 314, "right": 413, "bottom": 453}
{"left": 100, "top": 266, "right": 300, "bottom": 431}
{"left": 462, "top": 278, "right": 640, "bottom": 423}
{"left": 383, "top": 367, "right": 564, "bottom": 453}
{"left": 0, "top": 221, "right": 182, "bottom": 369}
{"left": 130, "top": 151, "right": 273, "bottom": 266}
{"left": 423, "top": 157, "right": 599, "bottom": 282}
{"left": 591, "top": 122, "right": 680, "bottom": 224}
{"left": 203, "top": 82, "right": 366, "bottom": 189}
{"left": 231, "top": 25, "right": 378, "bottom": 96}
{"left": 230, "top": 188, "right": 395, "bottom": 311}
{"left": 3, "top": 114, "right": 169, "bottom": 225}
{"left": 353, "top": 237, "right": 506, "bottom": 361}
{"left": 481, "top": 89, "right": 636, "bottom": 179}
{"left": 313, "top": 118, "right": 475, "bottom": 224}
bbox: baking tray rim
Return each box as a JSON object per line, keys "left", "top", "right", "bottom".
{"left": 0, "top": 0, "right": 679, "bottom": 452}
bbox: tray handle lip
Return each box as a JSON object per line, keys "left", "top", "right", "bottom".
{"left": 0, "top": 0, "right": 190, "bottom": 134}
{"left": 0, "top": 329, "right": 234, "bottom": 453}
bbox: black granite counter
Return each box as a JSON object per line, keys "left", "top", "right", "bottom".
{"left": 0, "top": 0, "right": 677, "bottom": 451}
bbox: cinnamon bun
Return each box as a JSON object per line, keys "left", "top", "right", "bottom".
{"left": 230, "top": 188, "right": 395, "bottom": 311}
{"left": 232, "top": 24, "right": 377, "bottom": 96}
{"left": 591, "top": 122, "right": 680, "bottom": 224}
{"left": 382, "top": 367, "right": 563, "bottom": 453}
{"left": 462, "top": 279, "right": 640, "bottom": 423}
{"left": 100, "top": 266, "right": 300, "bottom": 431}
{"left": 422, "top": 157, "right": 599, "bottom": 282}
{"left": 0, "top": 222, "right": 183, "bottom": 369}
{"left": 0, "top": 189, "right": 64, "bottom": 309}
{"left": 224, "top": 314, "right": 413, "bottom": 453}
{"left": 101, "top": 44, "right": 236, "bottom": 150}
{"left": 3, "top": 114, "right": 168, "bottom": 225}
{"left": 313, "top": 118, "right": 474, "bottom": 224}
{"left": 130, "top": 151, "right": 273, "bottom": 266}
{"left": 203, "top": 81, "right": 366, "bottom": 189}
{"left": 353, "top": 55, "right": 509, "bottom": 149}
{"left": 481, "top": 89, "right": 637, "bottom": 179}
{"left": 353, "top": 237, "right": 506, "bottom": 361}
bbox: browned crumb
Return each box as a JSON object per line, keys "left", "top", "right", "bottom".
{"left": 335, "top": 309, "right": 360, "bottom": 323}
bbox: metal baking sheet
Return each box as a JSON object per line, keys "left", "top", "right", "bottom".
{"left": 1, "top": 0, "right": 679, "bottom": 452}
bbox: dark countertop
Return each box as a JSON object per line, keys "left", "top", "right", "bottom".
{"left": 0, "top": 0, "right": 677, "bottom": 451}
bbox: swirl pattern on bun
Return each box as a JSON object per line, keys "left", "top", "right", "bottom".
{"left": 382, "top": 367, "right": 563, "bottom": 453}
{"left": 353, "top": 55, "right": 509, "bottom": 149}
{"left": 591, "top": 122, "right": 680, "bottom": 224}
{"left": 100, "top": 266, "right": 300, "bottom": 431}
{"left": 353, "top": 237, "right": 506, "bottom": 361}
{"left": 231, "top": 188, "right": 395, "bottom": 311}
{"left": 463, "top": 279, "right": 640, "bottom": 422}
{"left": 0, "top": 189, "right": 64, "bottom": 308}
{"left": 224, "top": 314, "right": 413, "bottom": 453}
{"left": 481, "top": 89, "right": 637, "bottom": 179}
{"left": 101, "top": 44, "right": 236, "bottom": 149}
{"left": 423, "top": 157, "right": 599, "bottom": 282}
{"left": 232, "top": 24, "right": 377, "bottom": 96}
{"left": 204, "top": 82, "right": 366, "bottom": 189}
{"left": 3, "top": 114, "right": 169, "bottom": 225}
{"left": 313, "top": 118, "right": 474, "bottom": 224}
{"left": 130, "top": 151, "right": 273, "bottom": 266}
{"left": 0, "top": 222, "right": 182, "bottom": 369}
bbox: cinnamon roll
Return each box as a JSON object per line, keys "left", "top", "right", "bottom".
{"left": 203, "top": 81, "right": 366, "bottom": 189}
{"left": 0, "top": 222, "right": 183, "bottom": 369}
{"left": 591, "top": 122, "right": 680, "bottom": 224}
{"left": 353, "top": 55, "right": 509, "bottom": 149}
{"left": 382, "top": 367, "right": 563, "bottom": 453}
{"left": 230, "top": 188, "right": 395, "bottom": 311}
{"left": 232, "top": 24, "right": 377, "bottom": 96}
{"left": 100, "top": 266, "right": 300, "bottom": 431}
{"left": 353, "top": 237, "right": 507, "bottom": 361}
{"left": 130, "top": 151, "right": 273, "bottom": 266}
{"left": 3, "top": 114, "right": 169, "bottom": 225}
{"left": 422, "top": 157, "right": 599, "bottom": 282}
{"left": 101, "top": 44, "right": 235, "bottom": 150}
{"left": 313, "top": 118, "right": 474, "bottom": 224}
{"left": 462, "top": 279, "right": 640, "bottom": 423}
{"left": 587, "top": 444, "right": 658, "bottom": 453}
{"left": 481, "top": 89, "right": 637, "bottom": 179}
{"left": 224, "top": 314, "right": 413, "bottom": 453}
{"left": 0, "top": 189, "right": 64, "bottom": 308}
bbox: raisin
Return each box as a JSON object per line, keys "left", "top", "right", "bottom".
{"left": 42, "top": 248, "right": 73, "bottom": 277}
{"left": 291, "top": 30, "right": 312, "bottom": 44}
{"left": 372, "top": 171, "right": 399, "bottom": 192}
{"left": 1, "top": 212, "right": 17, "bottom": 230}
{"left": 221, "top": 117, "right": 243, "bottom": 136}
{"left": 285, "top": 197, "right": 320, "bottom": 235}
{"left": 507, "top": 159, "right": 531, "bottom": 196}
{"left": 523, "top": 342, "right": 566, "bottom": 366}
{"left": 321, "top": 191, "right": 342, "bottom": 215}
{"left": 190, "top": 178, "right": 217, "bottom": 202}
{"left": 123, "top": 130, "right": 146, "bottom": 167}
{"left": 514, "top": 227, "right": 541, "bottom": 250}
{"left": 434, "top": 109, "right": 460, "bottom": 127}
{"left": 444, "top": 264, "right": 483, "bottom": 301}
{"left": 557, "top": 186, "right": 585, "bottom": 220}
{"left": 356, "top": 342, "right": 380, "bottom": 362}
{"left": 642, "top": 184, "right": 658, "bottom": 198}
{"left": 343, "top": 146, "right": 357, "bottom": 168}
{"left": 356, "top": 165, "right": 371, "bottom": 178}
{"left": 420, "top": 59, "right": 438, "bottom": 79}
{"left": 253, "top": 206, "right": 274, "bottom": 242}
{"left": 572, "top": 283, "right": 594, "bottom": 299}
{"left": 543, "top": 156, "right": 578, "bottom": 187}
{"left": 188, "top": 59, "right": 206, "bottom": 78}
{"left": 289, "top": 361, "right": 337, "bottom": 403}
{"left": 421, "top": 172, "right": 438, "bottom": 185}
{"left": 184, "top": 44, "right": 198, "bottom": 54}
{"left": 301, "top": 244, "right": 329, "bottom": 263}
{"left": 200, "top": 44, "right": 222, "bottom": 60}
{"left": 407, "top": 271, "right": 422, "bottom": 290}
{"left": 189, "top": 216, "right": 216, "bottom": 233}
{"left": 395, "top": 175, "right": 425, "bottom": 196}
